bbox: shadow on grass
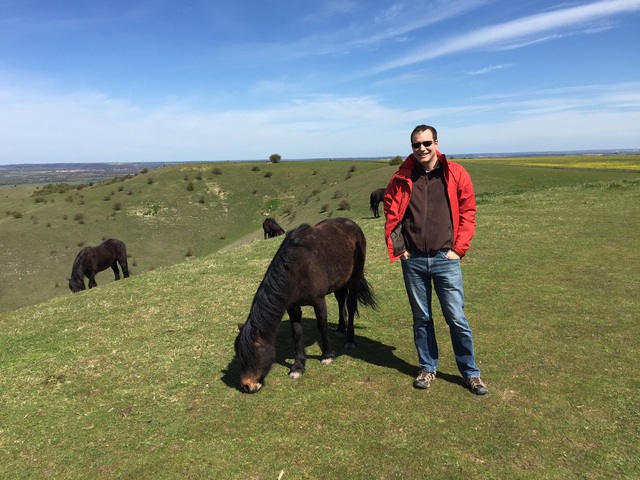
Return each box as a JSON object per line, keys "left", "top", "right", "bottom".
{"left": 221, "top": 315, "right": 465, "bottom": 391}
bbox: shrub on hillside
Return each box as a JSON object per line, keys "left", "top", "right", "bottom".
{"left": 338, "top": 199, "right": 351, "bottom": 211}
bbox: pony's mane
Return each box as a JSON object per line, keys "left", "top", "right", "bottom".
{"left": 245, "top": 223, "right": 312, "bottom": 338}
{"left": 71, "top": 248, "right": 89, "bottom": 278}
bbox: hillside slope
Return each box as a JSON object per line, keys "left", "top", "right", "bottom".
{"left": 0, "top": 160, "right": 393, "bottom": 312}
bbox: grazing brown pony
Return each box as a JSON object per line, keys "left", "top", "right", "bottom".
{"left": 234, "top": 217, "right": 377, "bottom": 393}
{"left": 262, "top": 217, "right": 285, "bottom": 239}
{"left": 68, "top": 238, "right": 129, "bottom": 292}
{"left": 370, "top": 188, "right": 385, "bottom": 218}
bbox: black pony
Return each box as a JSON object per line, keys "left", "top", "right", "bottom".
{"left": 234, "top": 217, "right": 378, "bottom": 393}
{"left": 369, "top": 188, "right": 385, "bottom": 218}
{"left": 262, "top": 217, "right": 285, "bottom": 239}
{"left": 69, "top": 238, "right": 129, "bottom": 292}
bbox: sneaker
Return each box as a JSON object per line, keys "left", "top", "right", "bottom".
{"left": 413, "top": 370, "right": 436, "bottom": 389}
{"left": 466, "top": 377, "right": 488, "bottom": 395}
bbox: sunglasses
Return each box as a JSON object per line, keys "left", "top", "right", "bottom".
{"left": 411, "top": 140, "right": 434, "bottom": 149}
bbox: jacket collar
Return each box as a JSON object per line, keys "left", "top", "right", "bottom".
{"left": 398, "top": 151, "right": 448, "bottom": 178}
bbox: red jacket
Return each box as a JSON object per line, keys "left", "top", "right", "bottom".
{"left": 383, "top": 152, "right": 477, "bottom": 263}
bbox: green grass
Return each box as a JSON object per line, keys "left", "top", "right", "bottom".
{"left": 1, "top": 156, "right": 639, "bottom": 478}
{"left": 0, "top": 160, "right": 390, "bottom": 312}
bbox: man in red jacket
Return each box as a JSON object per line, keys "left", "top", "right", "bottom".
{"left": 383, "top": 124, "right": 487, "bottom": 395}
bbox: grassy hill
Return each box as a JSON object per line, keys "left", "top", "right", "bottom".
{"left": 1, "top": 155, "right": 639, "bottom": 478}
{"left": 2, "top": 155, "right": 639, "bottom": 313}
{"left": 0, "top": 159, "right": 394, "bottom": 312}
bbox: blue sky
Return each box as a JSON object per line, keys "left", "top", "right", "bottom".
{"left": 1, "top": 0, "right": 639, "bottom": 164}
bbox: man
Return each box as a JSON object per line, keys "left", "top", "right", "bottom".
{"left": 383, "top": 124, "right": 488, "bottom": 395}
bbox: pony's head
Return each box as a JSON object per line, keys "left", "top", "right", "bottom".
{"left": 68, "top": 275, "right": 86, "bottom": 293}
{"left": 234, "top": 322, "right": 276, "bottom": 393}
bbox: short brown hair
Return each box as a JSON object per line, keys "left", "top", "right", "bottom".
{"left": 411, "top": 124, "right": 437, "bottom": 142}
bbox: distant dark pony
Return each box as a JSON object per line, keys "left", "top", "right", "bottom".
{"left": 262, "top": 217, "right": 285, "bottom": 239}
{"left": 370, "top": 188, "right": 385, "bottom": 218}
{"left": 234, "top": 217, "right": 378, "bottom": 393}
{"left": 68, "top": 238, "right": 129, "bottom": 292}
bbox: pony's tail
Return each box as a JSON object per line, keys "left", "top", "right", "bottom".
{"left": 369, "top": 193, "right": 376, "bottom": 214}
{"left": 357, "top": 276, "right": 378, "bottom": 311}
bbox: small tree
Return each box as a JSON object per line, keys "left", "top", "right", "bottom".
{"left": 269, "top": 153, "right": 281, "bottom": 164}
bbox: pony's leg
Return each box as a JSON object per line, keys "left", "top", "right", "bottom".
{"left": 334, "top": 288, "right": 348, "bottom": 335}
{"left": 344, "top": 287, "right": 359, "bottom": 349}
{"left": 313, "top": 298, "right": 335, "bottom": 365}
{"left": 287, "top": 306, "right": 306, "bottom": 379}
{"left": 119, "top": 257, "right": 129, "bottom": 278}
{"left": 88, "top": 273, "right": 97, "bottom": 289}
{"left": 111, "top": 261, "right": 121, "bottom": 280}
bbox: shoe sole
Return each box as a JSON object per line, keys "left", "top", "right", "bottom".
{"left": 470, "top": 388, "right": 488, "bottom": 395}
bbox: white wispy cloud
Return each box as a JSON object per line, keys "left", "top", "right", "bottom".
{"left": 370, "top": 0, "right": 640, "bottom": 73}
{"left": 466, "top": 64, "right": 513, "bottom": 75}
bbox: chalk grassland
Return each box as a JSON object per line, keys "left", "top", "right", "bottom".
{"left": 1, "top": 155, "right": 639, "bottom": 313}
{"left": 0, "top": 155, "right": 639, "bottom": 478}
{"left": 0, "top": 160, "right": 390, "bottom": 313}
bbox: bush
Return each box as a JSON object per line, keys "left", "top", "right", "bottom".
{"left": 269, "top": 153, "right": 281, "bottom": 164}
{"left": 389, "top": 155, "right": 403, "bottom": 166}
{"left": 338, "top": 199, "right": 351, "bottom": 211}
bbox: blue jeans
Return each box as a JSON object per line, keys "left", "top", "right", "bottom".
{"left": 401, "top": 250, "right": 481, "bottom": 380}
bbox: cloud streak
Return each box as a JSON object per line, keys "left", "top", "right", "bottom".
{"left": 370, "top": 0, "right": 640, "bottom": 74}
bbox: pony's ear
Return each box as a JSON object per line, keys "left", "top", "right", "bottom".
{"left": 237, "top": 323, "right": 245, "bottom": 331}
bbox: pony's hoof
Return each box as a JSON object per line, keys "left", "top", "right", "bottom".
{"left": 289, "top": 371, "right": 303, "bottom": 380}
{"left": 344, "top": 342, "right": 356, "bottom": 349}
{"left": 321, "top": 357, "right": 334, "bottom": 366}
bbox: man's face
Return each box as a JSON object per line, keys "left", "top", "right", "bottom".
{"left": 411, "top": 129, "right": 438, "bottom": 168}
